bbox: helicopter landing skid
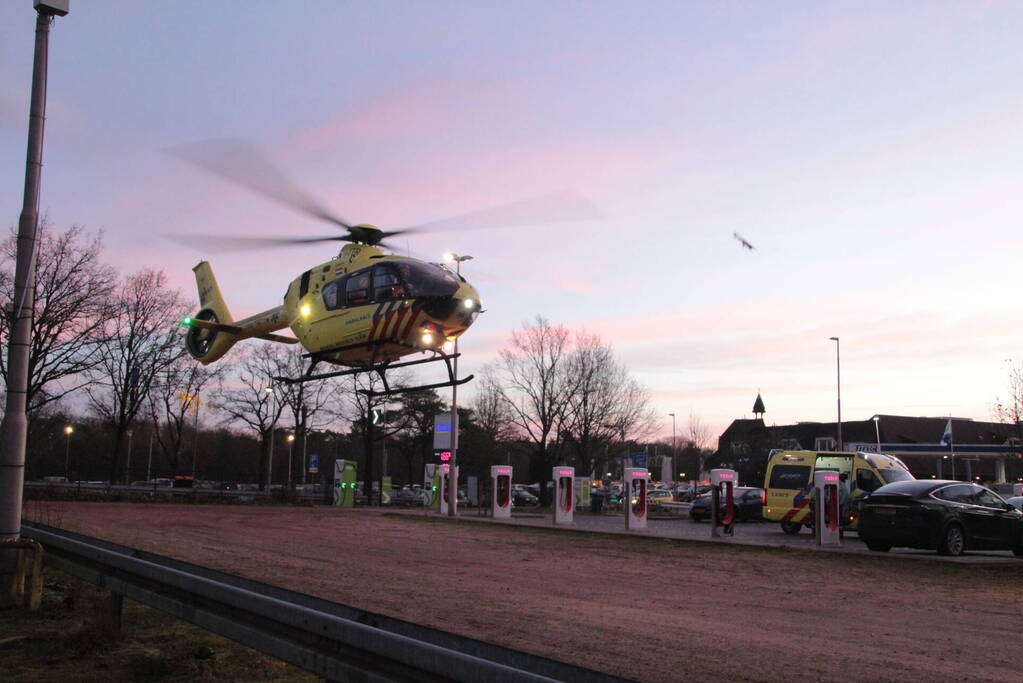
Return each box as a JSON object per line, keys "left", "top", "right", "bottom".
{"left": 273, "top": 348, "right": 473, "bottom": 397}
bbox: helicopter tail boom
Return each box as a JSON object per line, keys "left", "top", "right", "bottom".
{"left": 186, "top": 261, "right": 242, "bottom": 364}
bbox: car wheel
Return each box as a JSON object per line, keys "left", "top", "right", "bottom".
{"left": 780, "top": 522, "right": 801, "bottom": 535}
{"left": 1012, "top": 534, "right": 1023, "bottom": 557}
{"left": 864, "top": 539, "right": 891, "bottom": 552}
{"left": 937, "top": 523, "right": 966, "bottom": 556}
{"left": 690, "top": 515, "right": 702, "bottom": 523}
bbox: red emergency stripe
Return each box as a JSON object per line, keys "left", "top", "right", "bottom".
{"left": 399, "top": 303, "right": 420, "bottom": 340}
{"left": 386, "top": 304, "right": 411, "bottom": 340}
{"left": 780, "top": 498, "right": 810, "bottom": 523}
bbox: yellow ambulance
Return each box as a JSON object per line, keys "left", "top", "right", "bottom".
{"left": 763, "top": 451, "right": 914, "bottom": 534}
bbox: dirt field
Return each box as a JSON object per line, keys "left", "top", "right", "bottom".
{"left": 24, "top": 503, "right": 1023, "bottom": 682}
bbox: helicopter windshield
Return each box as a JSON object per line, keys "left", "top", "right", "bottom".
{"left": 392, "top": 261, "right": 459, "bottom": 298}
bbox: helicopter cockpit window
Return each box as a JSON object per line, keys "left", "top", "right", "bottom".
{"left": 371, "top": 265, "right": 406, "bottom": 301}
{"left": 322, "top": 280, "right": 341, "bottom": 310}
{"left": 345, "top": 270, "right": 371, "bottom": 307}
{"left": 392, "top": 261, "right": 460, "bottom": 298}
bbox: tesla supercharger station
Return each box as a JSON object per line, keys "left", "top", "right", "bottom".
{"left": 438, "top": 464, "right": 458, "bottom": 515}
{"left": 624, "top": 468, "right": 649, "bottom": 530}
{"left": 710, "top": 468, "right": 737, "bottom": 537}
{"left": 553, "top": 466, "right": 575, "bottom": 525}
{"left": 333, "top": 459, "right": 357, "bottom": 507}
{"left": 814, "top": 470, "right": 842, "bottom": 547}
{"left": 491, "top": 466, "right": 512, "bottom": 519}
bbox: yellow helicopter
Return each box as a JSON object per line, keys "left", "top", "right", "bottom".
{"left": 171, "top": 140, "right": 597, "bottom": 395}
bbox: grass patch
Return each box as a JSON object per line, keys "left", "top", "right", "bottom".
{"left": 0, "top": 569, "right": 317, "bottom": 682}
{"left": 384, "top": 511, "right": 1023, "bottom": 584}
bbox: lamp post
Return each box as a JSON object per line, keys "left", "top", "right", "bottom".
{"left": 1, "top": 0, "right": 70, "bottom": 606}
{"left": 63, "top": 426, "right": 73, "bottom": 481}
{"left": 146, "top": 428, "right": 154, "bottom": 484}
{"left": 287, "top": 433, "right": 295, "bottom": 488}
{"left": 265, "top": 386, "right": 275, "bottom": 491}
{"left": 829, "top": 337, "right": 842, "bottom": 450}
{"left": 443, "top": 251, "right": 473, "bottom": 517}
{"left": 668, "top": 412, "right": 676, "bottom": 483}
{"left": 873, "top": 416, "right": 881, "bottom": 452}
{"left": 125, "top": 429, "right": 133, "bottom": 484}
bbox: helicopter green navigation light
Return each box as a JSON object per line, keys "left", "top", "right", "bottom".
{"left": 182, "top": 316, "right": 192, "bottom": 326}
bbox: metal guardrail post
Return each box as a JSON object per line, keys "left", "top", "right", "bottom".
{"left": 1, "top": 538, "right": 43, "bottom": 610}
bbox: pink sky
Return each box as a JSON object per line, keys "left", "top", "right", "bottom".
{"left": 3, "top": 1, "right": 1023, "bottom": 440}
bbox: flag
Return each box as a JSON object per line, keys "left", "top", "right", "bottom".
{"left": 940, "top": 419, "right": 953, "bottom": 447}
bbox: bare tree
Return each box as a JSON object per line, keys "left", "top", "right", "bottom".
{"left": 275, "top": 352, "right": 339, "bottom": 488}
{"left": 496, "top": 316, "right": 574, "bottom": 505}
{"left": 468, "top": 364, "right": 516, "bottom": 465}
{"left": 86, "top": 269, "right": 188, "bottom": 483}
{"left": 211, "top": 344, "right": 290, "bottom": 490}
{"left": 148, "top": 353, "right": 226, "bottom": 477}
{"left": 559, "top": 332, "right": 629, "bottom": 478}
{"left": 994, "top": 360, "right": 1023, "bottom": 447}
{"left": 685, "top": 410, "right": 714, "bottom": 479}
{"left": 328, "top": 370, "right": 418, "bottom": 503}
{"left": 390, "top": 388, "right": 447, "bottom": 486}
{"left": 0, "top": 222, "right": 116, "bottom": 417}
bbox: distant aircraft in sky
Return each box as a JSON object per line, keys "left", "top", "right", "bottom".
{"left": 733, "top": 232, "right": 756, "bottom": 251}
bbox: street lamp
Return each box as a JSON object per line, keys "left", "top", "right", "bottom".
{"left": 443, "top": 251, "right": 473, "bottom": 517}
{"left": 668, "top": 413, "right": 676, "bottom": 482}
{"left": 829, "top": 337, "right": 842, "bottom": 450}
{"left": 873, "top": 416, "right": 881, "bottom": 452}
{"left": 63, "top": 426, "right": 73, "bottom": 481}
{"left": 287, "top": 433, "right": 296, "bottom": 488}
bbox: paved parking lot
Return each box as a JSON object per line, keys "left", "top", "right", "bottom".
{"left": 450, "top": 506, "right": 1023, "bottom": 565}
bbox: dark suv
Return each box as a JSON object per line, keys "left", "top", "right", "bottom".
{"left": 859, "top": 480, "right": 1023, "bottom": 556}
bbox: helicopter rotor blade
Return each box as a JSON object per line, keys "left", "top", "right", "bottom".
{"left": 164, "top": 233, "right": 348, "bottom": 252}
{"left": 393, "top": 189, "right": 602, "bottom": 235}
{"left": 167, "top": 138, "right": 353, "bottom": 231}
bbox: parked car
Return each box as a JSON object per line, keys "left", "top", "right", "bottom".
{"left": 391, "top": 489, "right": 422, "bottom": 506}
{"left": 647, "top": 490, "right": 675, "bottom": 507}
{"left": 859, "top": 480, "right": 1023, "bottom": 556}
{"left": 1006, "top": 496, "right": 1023, "bottom": 512}
{"left": 689, "top": 487, "right": 764, "bottom": 522}
{"left": 512, "top": 490, "right": 539, "bottom": 507}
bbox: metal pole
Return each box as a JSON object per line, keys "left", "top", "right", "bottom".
{"left": 268, "top": 427, "right": 274, "bottom": 489}
{"left": 2, "top": 8, "right": 64, "bottom": 606}
{"left": 830, "top": 337, "right": 842, "bottom": 450}
{"left": 64, "top": 429, "right": 72, "bottom": 481}
{"left": 191, "top": 399, "right": 200, "bottom": 478}
{"left": 302, "top": 425, "right": 308, "bottom": 487}
{"left": 287, "top": 436, "right": 294, "bottom": 488}
{"left": 126, "top": 431, "right": 133, "bottom": 484}
{"left": 669, "top": 413, "right": 676, "bottom": 483}
{"left": 146, "top": 429, "right": 154, "bottom": 483}
{"left": 873, "top": 416, "right": 881, "bottom": 452}
{"left": 448, "top": 256, "right": 468, "bottom": 517}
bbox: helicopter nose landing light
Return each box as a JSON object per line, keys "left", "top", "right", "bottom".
{"left": 462, "top": 299, "right": 475, "bottom": 310}
{"left": 300, "top": 303, "right": 311, "bottom": 317}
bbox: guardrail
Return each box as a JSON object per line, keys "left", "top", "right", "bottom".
{"left": 22, "top": 523, "right": 626, "bottom": 683}
{"left": 24, "top": 480, "right": 323, "bottom": 502}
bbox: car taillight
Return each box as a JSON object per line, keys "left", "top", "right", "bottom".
{"left": 761, "top": 489, "right": 766, "bottom": 505}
